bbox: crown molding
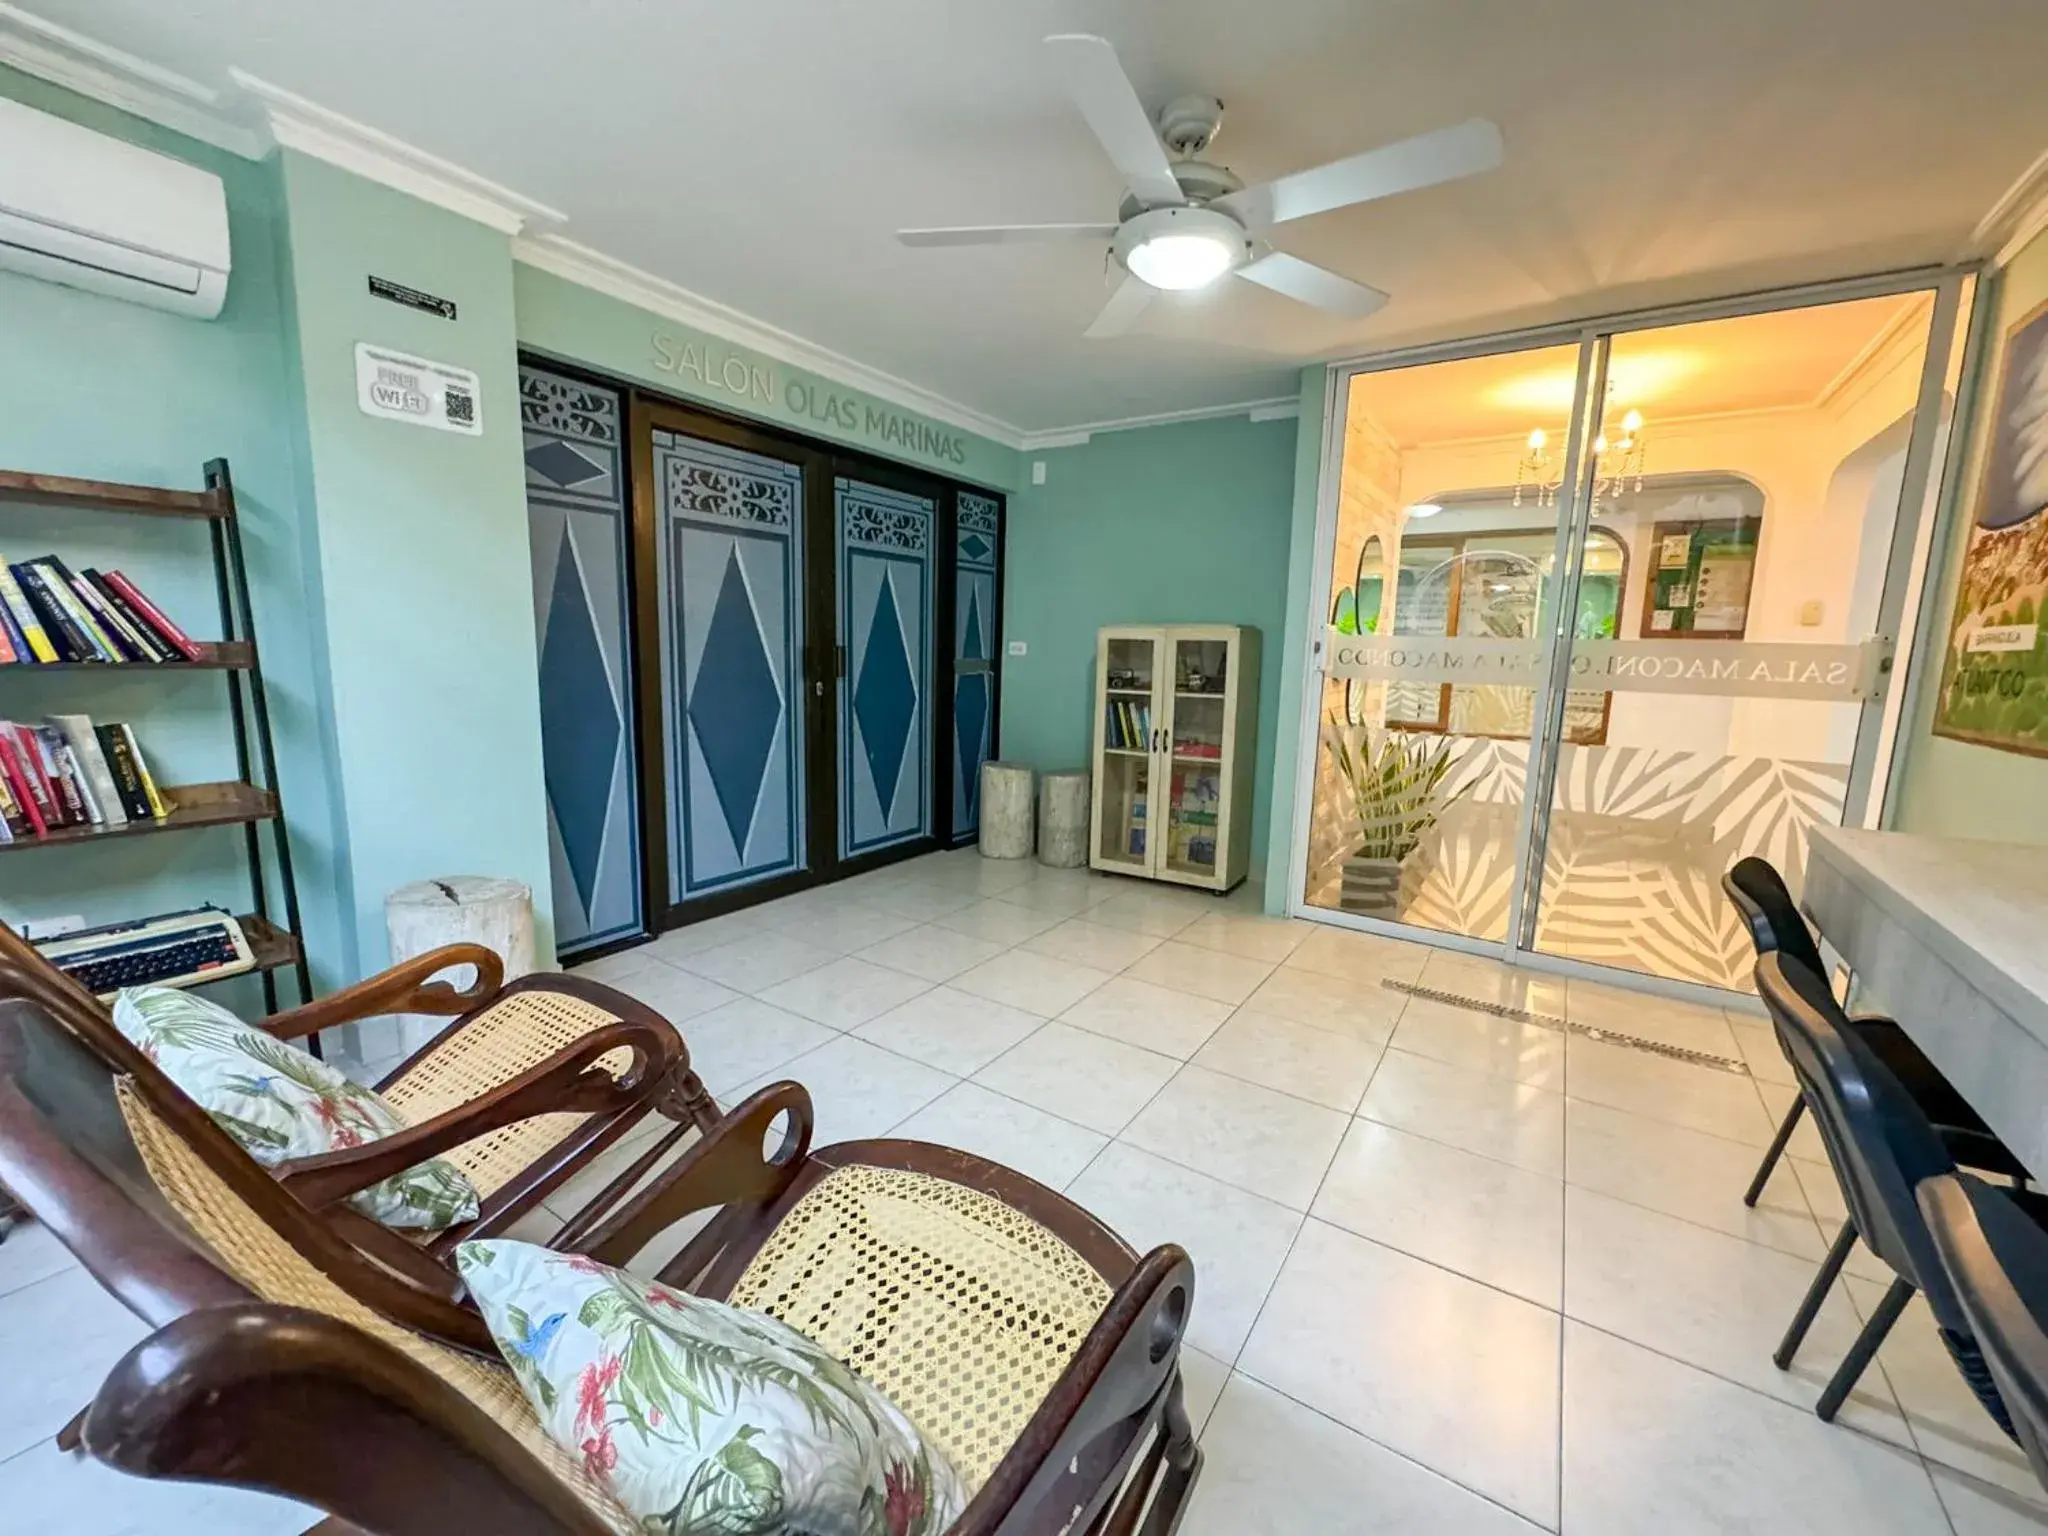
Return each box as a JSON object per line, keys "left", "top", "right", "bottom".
{"left": 1815, "top": 290, "right": 1932, "bottom": 415}
{"left": 0, "top": 2, "right": 262, "bottom": 157}
{"left": 512, "top": 231, "right": 1026, "bottom": 449}
{"left": 229, "top": 69, "right": 565, "bottom": 236}
{"left": 1973, "top": 144, "right": 2048, "bottom": 267}
{"left": 1017, "top": 394, "right": 1303, "bottom": 451}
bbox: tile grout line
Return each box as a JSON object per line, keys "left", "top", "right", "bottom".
{"left": 1225, "top": 1358, "right": 1558, "bottom": 1533}
{"left": 658, "top": 943, "right": 1843, "bottom": 1273}
{"left": 1561, "top": 1315, "right": 1938, "bottom": 1463}
{"left": 1554, "top": 1115, "right": 1568, "bottom": 1534}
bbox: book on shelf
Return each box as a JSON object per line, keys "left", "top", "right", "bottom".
{"left": 1107, "top": 699, "right": 1155, "bottom": 751}
{"left": 0, "top": 714, "right": 171, "bottom": 838}
{"left": 0, "top": 554, "right": 201, "bottom": 664}
{"left": 50, "top": 713, "right": 127, "bottom": 827}
{"left": 0, "top": 562, "right": 57, "bottom": 663}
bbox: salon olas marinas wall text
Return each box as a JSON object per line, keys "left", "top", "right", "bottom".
{"left": 650, "top": 331, "right": 969, "bottom": 464}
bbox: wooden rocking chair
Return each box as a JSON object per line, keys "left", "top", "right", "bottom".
{"left": 0, "top": 919, "right": 722, "bottom": 1293}
{"left": 0, "top": 990, "right": 1201, "bottom": 1535}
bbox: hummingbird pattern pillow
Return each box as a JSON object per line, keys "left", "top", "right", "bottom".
{"left": 112, "top": 984, "right": 480, "bottom": 1230}
{"left": 457, "top": 1239, "right": 966, "bottom": 1536}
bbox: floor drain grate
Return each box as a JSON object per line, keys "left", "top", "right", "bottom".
{"left": 1382, "top": 979, "right": 1751, "bottom": 1076}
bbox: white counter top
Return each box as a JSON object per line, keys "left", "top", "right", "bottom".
{"left": 1805, "top": 825, "right": 2048, "bottom": 1174}
{"left": 1806, "top": 826, "right": 2048, "bottom": 1051}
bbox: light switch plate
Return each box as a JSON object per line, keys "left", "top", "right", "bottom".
{"left": 1007, "top": 640, "right": 1028, "bottom": 656}
{"left": 1031, "top": 460, "right": 1047, "bottom": 485}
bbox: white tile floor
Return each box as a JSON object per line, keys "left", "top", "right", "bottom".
{"left": 7, "top": 845, "right": 2047, "bottom": 1533}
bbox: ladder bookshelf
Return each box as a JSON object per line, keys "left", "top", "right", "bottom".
{"left": 0, "top": 459, "right": 312, "bottom": 1011}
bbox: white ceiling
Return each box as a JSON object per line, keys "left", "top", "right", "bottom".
{"left": 19, "top": 0, "right": 2048, "bottom": 437}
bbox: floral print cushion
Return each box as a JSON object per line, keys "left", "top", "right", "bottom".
{"left": 457, "top": 1240, "right": 966, "bottom": 1536}
{"left": 112, "top": 985, "right": 480, "bottom": 1231}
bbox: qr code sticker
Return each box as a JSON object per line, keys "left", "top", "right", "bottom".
{"left": 444, "top": 388, "right": 475, "bottom": 426}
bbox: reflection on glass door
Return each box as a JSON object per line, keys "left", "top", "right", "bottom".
{"left": 1306, "top": 340, "right": 1586, "bottom": 941}
{"left": 1164, "top": 634, "right": 1229, "bottom": 880}
{"left": 1304, "top": 282, "right": 1969, "bottom": 994}
{"left": 1523, "top": 296, "right": 1948, "bottom": 989}
{"left": 1094, "top": 629, "right": 1158, "bottom": 873}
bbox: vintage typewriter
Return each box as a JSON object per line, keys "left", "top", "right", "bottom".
{"left": 35, "top": 905, "right": 255, "bottom": 999}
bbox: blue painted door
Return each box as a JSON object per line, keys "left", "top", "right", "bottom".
{"left": 836, "top": 478, "right": 934, "bottom": 859}
{"left": 523, "top": 367, "right": 642, "bottom": 956}
{"left": 654, "top": 431, "right": 807, "bottom": 902}
{"left": 952, "top": 492, "right": 999, "bottom": 842}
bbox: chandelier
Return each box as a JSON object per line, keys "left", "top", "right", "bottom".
{"left": 1513, "top": 405, "right": 1647, "bottom": 508}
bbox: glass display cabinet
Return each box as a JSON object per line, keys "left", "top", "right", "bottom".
{"left": 1089, "top": 624, "right": 1260, "bottom": 892}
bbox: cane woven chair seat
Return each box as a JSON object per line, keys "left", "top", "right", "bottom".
{"left": 730, "top": 1163, "right": 1115, "bottom": 1491}
{"left": 378, "top": 989, "right": 638, "bottom": 1198}
{"left": 116, "top": 1081, "right": 639, "bottom": 1534}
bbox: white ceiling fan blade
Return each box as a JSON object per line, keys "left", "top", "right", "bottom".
{"left": 1237, "top": 252, "right": 1389, "bottom": 319}
{"left": 1044, "top": 33, "right": 1186, "bottom": 209}
{"left": 1218, "top": 119, "right": 1503, "bottom": 231}
{"left": 1084, "top": 276, "right": 1155, "bottom": 339}
{"left": 897, "top": 223, "right": 1118, "bottom": 247}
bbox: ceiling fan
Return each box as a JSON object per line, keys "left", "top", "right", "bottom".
{"left": 898, "top": 34, "right": 1503, "bottom": 338}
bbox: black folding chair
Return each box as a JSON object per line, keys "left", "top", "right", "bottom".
{"left": 1723, "top": 856, "right": 2023, "bottom": 1207}
{"left": 1922, "top": 1172, "right": 2048, "bottom": 1492}
{"left": 1759, "top": 951, "right": 2028, "bottom": 1428}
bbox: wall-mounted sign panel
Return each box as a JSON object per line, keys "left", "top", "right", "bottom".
{"left": 368, "top": 275, "right": 457, "bottom": 320}
{"left": 354, "top": 342, "right": 482, "bottom": 435}
{"left": 1323, "top": 630, "right": 1890, "bottom": 701}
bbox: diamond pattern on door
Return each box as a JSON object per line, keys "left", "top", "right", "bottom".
{"left": 524, "top": 366, "right": 640, "bottom": 956}
{"left": 657, "top": 432, "right": 805, "bottom": 900}
{"left": 955, "top": 587, "right": 990, "bottom": 826}
{"left": 538, "top": 525, "right": 621, "bottom": 915}
{"left": 839, "top": 479, "right": 933, "bottom": 858}
{"left": 687, "top": 548, "right": 785, "bottom": 853}
{"left": 953, "top": 492, "right": 999, "bottom": 841}
{"left": 853, "top": 572, "right": 918, "bottom": 818}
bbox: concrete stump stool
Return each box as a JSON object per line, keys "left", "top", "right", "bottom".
{"left": 375, "top": 877, "right": 536, "bottom": 1064}
{"left": 979, "top": 761, "right": 1037, "bottom": 859}
{"left": 1038, "top": 769, "right": 1091, "bottom": 868}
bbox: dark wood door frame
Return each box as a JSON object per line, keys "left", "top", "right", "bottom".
{"left": 520, "top": 349, "right": 1006, "bottom": 947}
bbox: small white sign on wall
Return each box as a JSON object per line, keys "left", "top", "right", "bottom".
{"left": 354, "top": 342, "right": 482, "bottom": 435}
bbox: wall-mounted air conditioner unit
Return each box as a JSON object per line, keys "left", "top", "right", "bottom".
{"left": 0, "top": 94, "right": 230, "bottom": 319}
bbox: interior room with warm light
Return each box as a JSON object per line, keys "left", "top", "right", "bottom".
{"left": 2, "top": 4, "right": 2048, "bottom": 1535}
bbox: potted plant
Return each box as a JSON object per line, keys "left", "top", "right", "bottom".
{"left": 1324, "top": 713, "right": 1468, "bottom": 917}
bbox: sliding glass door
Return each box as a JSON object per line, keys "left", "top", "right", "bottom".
{"left": 1299, "top": 274, "right": 1971, "bottom": 995}
{"left": 1305, "top": 337, "right": 1591, "bottom": 944}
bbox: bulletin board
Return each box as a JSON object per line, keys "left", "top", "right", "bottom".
{"left": 1640, "top": 517, "right": 1762, "bottom": 639}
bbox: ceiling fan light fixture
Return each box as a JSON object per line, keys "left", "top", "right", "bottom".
{"left": 1127, "top": 233, "right": 1236, "bottom": 290}
{"left": 1113, "top": 205, "right": 1247, "bottom": 292}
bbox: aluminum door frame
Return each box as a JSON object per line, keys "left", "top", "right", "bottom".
{"left": 1283, "top": 262, "right": 1979, "bottom": 1007}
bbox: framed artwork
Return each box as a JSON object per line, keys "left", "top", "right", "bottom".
{"left": 1933, "top": 296, "right": 2048, "bottom": 756}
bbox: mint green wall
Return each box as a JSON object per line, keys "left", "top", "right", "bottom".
{"left": 1262, "top": 367, "right": 1333, "bottom": 912}
{"left": 514, "top": 264, "right": 1020, "bottom": 491}
{"left": 275, "top": 151, "right": 553, "bottom": 971}
{"left": 0, "top": 66, "right": 351, "bottom": 994}
{"left": 999, "top": 414, "right": 1298, "bottom": 873}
